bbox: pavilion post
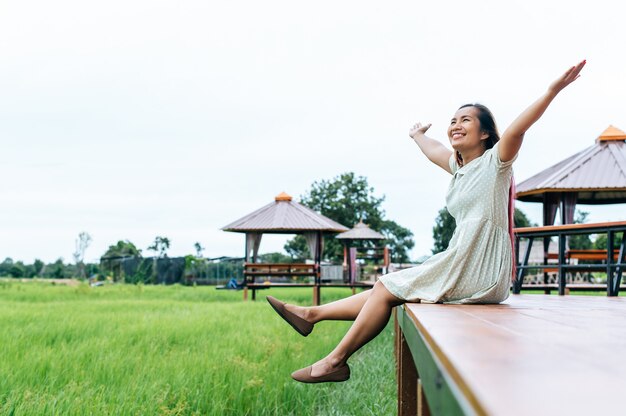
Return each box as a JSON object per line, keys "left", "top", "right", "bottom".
{"left": 313, "top": 231, "right": 322, "bottom": 306}
{"left": 243, "top": 236, "right": 249, "bottom": 301}
{"left": 543, "top": 194, "right": 560, "bottom": 289}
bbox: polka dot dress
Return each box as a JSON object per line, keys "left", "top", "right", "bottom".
{"left": 380, "top": 142, "right": 515, "bottom": 304}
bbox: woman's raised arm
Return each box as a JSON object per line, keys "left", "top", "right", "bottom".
{"left": 499, "top": 60, "right": 586, "bottom": 163}
{"left": 410, "top": 122, "right": 454, "bottom": 174}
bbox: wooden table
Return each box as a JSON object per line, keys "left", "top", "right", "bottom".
{"left": 395, "top": 294, "right": 626, "bottom": 416}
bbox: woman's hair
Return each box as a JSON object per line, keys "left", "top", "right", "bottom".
{"left": 455, "top": 103, "right": 500, "bottom": 167}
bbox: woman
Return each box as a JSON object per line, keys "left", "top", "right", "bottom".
{"left": 267, "top": 60, "right": 586, "bottom": 383}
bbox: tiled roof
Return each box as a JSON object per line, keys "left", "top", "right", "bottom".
{"left": 336, "top": 220, "right": 385, "bottom": 240}
{"left": 516, "top": 126, "right": 626, "bottom": 204}
{"left": 222, "top": 193, "right": 349, "bottom": 233}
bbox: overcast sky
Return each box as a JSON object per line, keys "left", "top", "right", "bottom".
{"left": 2, "top": 0, "right": 625, "bottom": 264}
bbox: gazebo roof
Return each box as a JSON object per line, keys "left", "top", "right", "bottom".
{"left": 516, "top": 126, "right": 626, "bottom": 204}
{"left": 221, "top": 192, "right": 349, "bottom": 234}
{"left": 336, "top": 220, "right": 385, "bottom": 240}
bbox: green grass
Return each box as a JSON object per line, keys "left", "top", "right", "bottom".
{"left": 0, "top": 282, "right": 395, "bottom": 415}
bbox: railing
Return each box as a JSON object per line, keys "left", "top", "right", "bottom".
{"left": 244, "top": 263, "right": 317, "bottom": 278}
{"left": 513, "top": 221, "right": 626, "bottom": 296}
{"left": 242, "top": 262, "right": 374, "bottom": 304}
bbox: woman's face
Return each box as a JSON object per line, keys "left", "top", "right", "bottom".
{"left": 447, "top": 106, "right": 489, "bottom": 151}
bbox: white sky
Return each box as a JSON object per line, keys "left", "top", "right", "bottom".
{"left": 1, "top": 0, "right": 625, "bottom": 264}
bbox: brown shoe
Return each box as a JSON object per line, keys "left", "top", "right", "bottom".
{"left": 291, "top": 364, "right": 350, "bottom": 383}
{"left": 266, "top": 296, "right": 314, "bottom": 337}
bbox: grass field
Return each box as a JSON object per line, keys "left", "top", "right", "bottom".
{"left": 0, "top": 282, "right": 396, "bottom": 415}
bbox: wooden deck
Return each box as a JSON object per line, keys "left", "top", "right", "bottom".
{"left": 395, "top": 294, "right": 626, "bottom": 415}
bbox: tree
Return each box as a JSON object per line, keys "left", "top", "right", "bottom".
{"left": 569, "top": 210, "right": 593, "bottom": 250}
{"left": 593, "top": 233, "right": 623, "bottom": 250}
{"left": 514, "top": 208, "right": 535, "bottom": 228}
{"left": 0, "top": 258, "right": 14, "bottom": 276}
{"left": 100, "top": 240, "right": 142, "bottom": 281}
{"left": 46, "top": 258, "right": 67, "bottom": 279}
{"left": 73, "top": 232, "right": 92, "bottom": 279}
{"left": 8, "top": 262, "right": 25, "bottom": 278}
{"left": 33, "top": 259, "right": 45, "bottom": 277}
{"left": 432, "top": 208, "right": 456, "bottom": 254}
{"left": 102, "top": 240, "right": 142, "bottom": 259}
{"left": 148, "top": 236, "right": 170, "bottom": 258}
{"left": 432, "top": 206, "right": 535, "bottom": 254}
{"left": 258, "top": 252, "right": 294, "bottom": 263}
{"left": 284, "top": 172, "right": 414, "bottom": 263}
{"left": 194, "top": 242, "right": 204, "bottom": 258}
{"left": 147, "top": 236, "right": 171, "bottom": 284}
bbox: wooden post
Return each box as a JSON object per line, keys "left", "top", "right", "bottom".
{"left": 313, "top": 231, "right": 322, "bottom": 306}
{"left": 395, "top": 310, "right": 418, "bottom": 416}
{"left": 383, "top": 246, "right": 390, "bottom": 269}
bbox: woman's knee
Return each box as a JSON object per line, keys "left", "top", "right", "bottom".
{"left": 372, "top": 281, "right": 403, "bottom": 305}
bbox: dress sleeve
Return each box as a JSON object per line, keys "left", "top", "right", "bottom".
{"left": 491, "top": 141, "right": 517, "bottom": 169}
{"left": 449, "top": 153, "right": 459, "bottom": 174}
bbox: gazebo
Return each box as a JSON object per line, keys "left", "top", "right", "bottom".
{"left": 513, "top": 126, "right": 626, "bottom": 295}
{"left": 336, "top": 220, "right": 388, "bottom": 288}
{"left": 221, "top": 192, "right": 349, "bottom": 304}
{"left": 516, "top": 125, "right": 626, "bottom": 225}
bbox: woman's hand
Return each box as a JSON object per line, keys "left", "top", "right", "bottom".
{"left": 499, "top": 59, "right": 587, "bottom": 163}
{"left": 409, "top": 122, "right": 432, "bottom": 139}
{"left": 548, "top": 60, "right": 586, "bottom": 96}
{"left": 408, "top": 122, "right": 453, "bottom": 173}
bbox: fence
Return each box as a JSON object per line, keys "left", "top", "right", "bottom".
{"left": 513, "top": 221, "right": 626, "bottom": 296}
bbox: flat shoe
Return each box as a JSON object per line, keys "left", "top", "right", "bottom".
{"left": 291, "top": 364, "right": 350, "bottom": 383}
{"left": 266, "top": 295, "right": 314, "bottom": 337}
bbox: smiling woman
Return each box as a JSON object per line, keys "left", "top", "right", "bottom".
{"left": 266, "top": 60, "right": 587, "bottom": 384}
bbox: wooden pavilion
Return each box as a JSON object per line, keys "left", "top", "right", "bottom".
{"left": 516, "top": 125, "right": 626, "bottom": 225}
{"left": 221, "top": 192, "right": 349, "bottom": 305}
{"left": 336, "top": 220, "right": 389, "bottom": 287}
{"left": 514, "top": 126, "right": 626, "bottom": 294}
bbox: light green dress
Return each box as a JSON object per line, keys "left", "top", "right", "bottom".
{"left": 380, "top": 142, "right": 515, "bottom": 304}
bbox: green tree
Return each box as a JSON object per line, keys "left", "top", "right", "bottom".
{"left": 8, "top": 262, "right": 25, "bottom": 278}
{"left": 432, "top": 208, "right": 456, "bottom": 254}
{"left": 102, "top": 240, "right": 142, "bottom": 259}
{"left": 284, "top": 172, "right": 414, "bottom": 263}
{"left": 33, "top": 259, "right": 45, "bottom": 277}
{"left": 569, "top": 210, "right": 593, "bottom": 250}
{"left": 45, "top": 258, "right": 67, "bottom": 279}
{"left": 593, "top": 232, "right": 623, "bottom": 250}
{"left": 100, "top": 240, "right": 142, "bottom": 280}
{"left": 514, "top": 208, "right": 535, "bottom": 228}
{"left": 258, "top": 252, "right": 294, "bottom": 263}
{"left": 148, "top": 236, "right": 170, "bottom": 258}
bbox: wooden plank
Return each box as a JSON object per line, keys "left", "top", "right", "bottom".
{"left": 401, "top": 295, "right": 626, "bottom": 416}
{"left": 567, "top": 249, "right": 620, "bottom": 261}
{"left": 244, "top": 272, "right": 316, "bottom": 276}
{"left": 247, "top": 283, "right": 316, "bottom": 288}
{"left": 515, "top": 220, "right": 626, "bottom": 234}
{"left": 521, "top": 283, "right": 626, "bottom": 292}
{"left": 244, "top": 262, "right": 312, "bottom": 268}
{"left": 397, "top": 306, "right": 478, "bottom": 415}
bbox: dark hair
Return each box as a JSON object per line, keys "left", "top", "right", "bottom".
{"left": 455, "top": 103, "right": 500, "bottom": 166}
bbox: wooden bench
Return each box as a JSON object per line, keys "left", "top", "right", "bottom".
{"left": 395, "top": 295, "right": 626, "bottom": 415}
{"left": 242, "top": 263, "right": 375, "bottom": 302}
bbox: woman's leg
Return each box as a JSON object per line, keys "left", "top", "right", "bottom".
{"left": 284, "top": 288, "right": 372, "bottom": 324}
{"left": 307, "top": 280, "right": 403, "bottom": 377}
